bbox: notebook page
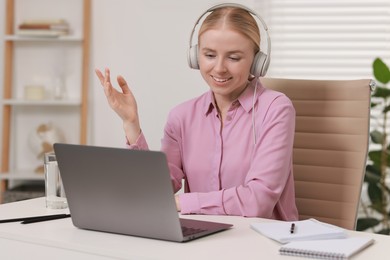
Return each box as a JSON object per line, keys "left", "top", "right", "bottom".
{"left": 279, "top": 237, "right": 375, "bottom": 259}
{"left": 250, "top": 218, "right": 347, "bottom": 244}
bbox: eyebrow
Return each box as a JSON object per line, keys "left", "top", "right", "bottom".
{"left": 201, "top": 47, "right": 245, "bottom": 55}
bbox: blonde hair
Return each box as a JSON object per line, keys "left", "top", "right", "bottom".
{"left": 198, "top": 7, "right": 260, "bottom": 54}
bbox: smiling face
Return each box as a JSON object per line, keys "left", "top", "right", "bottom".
{"left": 198, "top": 27, "right": 256, "bottom": 103}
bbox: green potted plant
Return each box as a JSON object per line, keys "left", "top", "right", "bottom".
{"left": 357, "top": 57, "right": 390, "bottom": 234}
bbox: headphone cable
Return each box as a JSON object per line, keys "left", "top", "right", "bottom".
{"left": 252, "top": 77, "right": 258, "bottom": 145}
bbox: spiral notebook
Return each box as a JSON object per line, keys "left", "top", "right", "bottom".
{"left": 279, "top": 237, "right": 374, "bottom": 259}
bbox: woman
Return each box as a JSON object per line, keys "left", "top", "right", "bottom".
{"left": 96, "top": 4, "right": 298, "bottom": 220}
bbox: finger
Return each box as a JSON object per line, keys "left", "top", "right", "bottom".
{"left": 102, "top": 68, "right": 117, "bottom": 97}
{"left": 104, "top": 68, "right": 111, "bottom": 86}
{"left": 97, "top": 68, "right": 114, "bottom": 93}
{"left": 117, "top": 75, "right": 131, "bottom": 94}
{"left": 95, "top": 69, "right": 105, "bottom": 85}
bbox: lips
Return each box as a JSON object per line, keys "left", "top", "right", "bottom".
{"left": 211, "top": 75, "right": 232, "bottom": 83}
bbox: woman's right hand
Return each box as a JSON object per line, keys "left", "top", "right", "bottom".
{"left": 95, "top": 68, "right": 141, "bottom": 144}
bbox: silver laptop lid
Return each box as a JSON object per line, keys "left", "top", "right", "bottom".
{"left": 54, "top": 143, "right": 185, "bottom": 241}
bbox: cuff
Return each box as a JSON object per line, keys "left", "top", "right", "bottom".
{"left": 125, "top": 131, "right": 149, "bottom": 150}
{"left": 179, "top": 193, "right": 201, "bottom": 215}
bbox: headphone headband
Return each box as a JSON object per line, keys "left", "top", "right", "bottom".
{"left": 208, "top": 3, "right": 268, "bottom": 30}
{"left": 187, "top": 3, "right": 271, "bottom": 77}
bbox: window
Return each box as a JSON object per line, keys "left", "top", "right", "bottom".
{"left": 255, "top": 0, "right": 390, "bottom": 80}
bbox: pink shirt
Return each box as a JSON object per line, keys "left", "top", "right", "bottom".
{"left": 129, "top": 79, "right": 298, "bottom": 220}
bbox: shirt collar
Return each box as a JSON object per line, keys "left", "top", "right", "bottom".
{"left": 202, "top": 79, "right": 265, "bottom": 116}
{"left": 203, "top": 91, "right": 216, "bottom": 116}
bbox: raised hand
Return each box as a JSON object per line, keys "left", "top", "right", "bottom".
{"left": 95, "top": 68, "right": 141, "bottom": 144}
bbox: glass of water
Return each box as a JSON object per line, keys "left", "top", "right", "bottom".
{"left": 44, "top": 152, "right": 67, "bottom": 209}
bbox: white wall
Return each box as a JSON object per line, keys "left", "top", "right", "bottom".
{"left": 91, "top": 0, "right": 255, "bottom": 150}
{"left": 0, "top": 0, "right": 257, "bottom": 161}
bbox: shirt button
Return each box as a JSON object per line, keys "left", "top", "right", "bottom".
{"left": 226, "top": 116, "right": 232, "bottom": 121}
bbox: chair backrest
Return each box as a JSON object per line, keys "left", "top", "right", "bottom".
{"left": 261, "top": 78, "right": 372, "bottom": 230}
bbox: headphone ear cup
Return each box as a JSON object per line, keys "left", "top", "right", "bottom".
{"left": 251, "top": 51, "right": 269, "bottom": 77}
{"left": 188, "top": 44, "right": 199, "bottom": 69}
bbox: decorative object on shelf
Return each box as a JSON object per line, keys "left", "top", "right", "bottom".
{"left": 17, "top": 19, "right": 70, "bottom": 37}
{"left": 52, "top": 76, "right": 67, "bottom": 100}
{"left": 24, "top": 85, "right": 46, "bottom": 100}
{"left": 28, "top": 122, "right": 65, "bottom": 174}
{"left": 357, "top": 57, "right": 390, "bottom": 235}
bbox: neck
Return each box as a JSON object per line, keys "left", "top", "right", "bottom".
{"left": 213, "top": 81, "right": 249, "bottom": 113}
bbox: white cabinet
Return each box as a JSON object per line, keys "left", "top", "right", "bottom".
{"left": 0, "top": 0, "right": 91, "bottom": 202}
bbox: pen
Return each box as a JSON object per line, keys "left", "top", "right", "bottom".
{"left": 21, "top": 214, "right": 71, "bottom": 224}
{"left": 0, "top": 214, "right": 70, "bottom": 224}
{"left": 290, "top": 223, "right": 295, "bottom": 234}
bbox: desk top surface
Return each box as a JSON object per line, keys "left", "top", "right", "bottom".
{"left": 0, "top": 198, "right": 388, "bottom": 260}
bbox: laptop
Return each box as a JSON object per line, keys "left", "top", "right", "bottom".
{"left": 53, "top": 143, "right": 232, "bottom": 242}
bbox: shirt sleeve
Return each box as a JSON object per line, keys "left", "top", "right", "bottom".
{"left": 178, "top": 95, "right": 296, "bottom": 218}
{"left": 161, "top": 113, "right": 186, "bottom": 193}
{"left": 125, "top": 131, "right": 149, "bottom": 150}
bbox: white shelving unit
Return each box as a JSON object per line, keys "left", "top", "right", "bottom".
{"left": 4, "top": 35, "right": 83, "bottom": 41}
{"left": 0, "top": 0, "right": 91, "bottom": 202}
{"left": 2, "top": 99, "right": 81, "bottom": 106}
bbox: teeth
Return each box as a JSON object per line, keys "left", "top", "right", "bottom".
{"left": 212, "top": 76, "right": 230, "bottom": 82}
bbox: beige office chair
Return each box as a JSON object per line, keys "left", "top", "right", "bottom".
{"left": 261, "top": 78, "right": 373, "bottom": 230}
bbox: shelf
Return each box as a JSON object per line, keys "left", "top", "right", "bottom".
{"left": 2, "top": 99, "right": 81, "bottom": 106}
{"left": 4, "top": 34, "right": 83, "bottom": 42}
{"left": 0, "top": 170, "right": 44, "bottom": 181}
{"left": 1, "top": 0, "right": 91, "bottom": 204}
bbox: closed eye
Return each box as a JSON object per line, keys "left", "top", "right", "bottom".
{"left": 204, "top": 53, "right": 216, "bottom": 59}
{"left": 229, "top": 56, "right": 241, "bottom": 61}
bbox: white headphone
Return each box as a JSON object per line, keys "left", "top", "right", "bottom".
{"left": 187, "top": 3, "right": 271, "bottom": 77}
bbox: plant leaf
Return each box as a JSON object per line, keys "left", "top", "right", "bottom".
{"left": 372, "top": 86, "right": 390, "bottom": 98}
{"left": 370, "top": 130, "right": 384, "bottom": 144}
{"left": 373, "top": 58, "right": 390, "bottom": 84}
{"left": 368, "top": 150, "right": 380, "bottom": 166}
{"left": 369, "top": 203, "right": 385, "bottom": 214}
{"left": 365, "top": 164, "right": 381, "bottom": 183}
{"left": 356, "top": 217, "right": 380, "bottom": 231}
{"left": 367, "top": 182, "right": 383, "bottom": 207}
{"left": 371, "top": 101, "right": 379, "bottom": 108}
{"left": 384, "top": 105, "right": 390, "bottom": 113}
{"left": 368, "top": 150, "right": 390, "bottom": 167}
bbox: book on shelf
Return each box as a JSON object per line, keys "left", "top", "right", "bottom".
{"left": 16, "top": 19, "right": 70, "bottom": 37}
{"left": 19, "top": 18, "right": 67, "bottom": 24}
{"left": 19, "top": 23, "right": 69, "bottom": 31}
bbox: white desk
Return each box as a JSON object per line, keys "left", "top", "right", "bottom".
{"left": 0, "top": 198, "right": 388, "bottom": 260}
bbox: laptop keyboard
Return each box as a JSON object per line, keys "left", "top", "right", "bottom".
{"left": 181, "top": 226, "right": 207, "bottom": 236}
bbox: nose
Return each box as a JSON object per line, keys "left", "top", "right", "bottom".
{"left": 214, "top": 57, "right": 227, "bottom": 73}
